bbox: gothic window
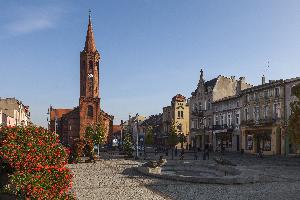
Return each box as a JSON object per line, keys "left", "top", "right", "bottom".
{"left": 87, "top": 105, "right": 93, "bottom": 117}
{"left": 89, "top": 60, "right": 93, "bottom": 70}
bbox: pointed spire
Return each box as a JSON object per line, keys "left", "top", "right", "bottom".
{"left": 84, "top": 9, "right": 96, "bottom": 53}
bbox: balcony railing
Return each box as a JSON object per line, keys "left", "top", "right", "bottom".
{"left": 212, "top": 124, "right": 234, "bottom": 131}
{"left": 191, "top": 109, "right": 204, "bottom": 117}
{"left": 241, "top": 117, "right": 279, "bottom": 126}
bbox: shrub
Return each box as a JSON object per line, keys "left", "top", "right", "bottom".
{"left": 0, "top": 126, "right": 75, "bottom": 199}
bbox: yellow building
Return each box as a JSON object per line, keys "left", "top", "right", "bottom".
{"left": 162, "top": 94, "right": 189, "bottom": 148}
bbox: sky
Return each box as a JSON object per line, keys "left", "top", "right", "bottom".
{"left": 0, "top": 0, "right": 300, "bottom": 127}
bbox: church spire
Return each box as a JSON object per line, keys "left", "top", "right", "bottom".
{"left": 84, "top": 10, "right": 96, "bottom": 53}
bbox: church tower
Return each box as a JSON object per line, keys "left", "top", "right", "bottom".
{"left": 79, "top": 12, "right": 101, "bottom": 137}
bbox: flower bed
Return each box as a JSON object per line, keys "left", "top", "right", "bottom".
{"left": 0, "top": 126, "right": 75, "bottom": 199}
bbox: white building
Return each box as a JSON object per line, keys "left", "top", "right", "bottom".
{"left": 0, "top": 98, "right": 31, "bottom": 126}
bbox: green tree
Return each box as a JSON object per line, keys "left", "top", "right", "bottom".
{"left": 123, "top": 127, "right": 133, "bottom": 157}
{"left": 288, "top": 84, "right": 300, "bottom": 153}
{"left": 145, "top": 126, "right": 154, "bottom": 146}
{"left": 93, "top": 117, "right": 106, "bottom": 156}
{"left": 178, "top": 133, "right": 186, "bottom": 149}
{"left": 167, "top": 120, "right": 179, "bottom": 160}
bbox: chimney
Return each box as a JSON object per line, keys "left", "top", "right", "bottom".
{"left": 262, "top": 75, "right": 265, "bottom": 84}
{"left": 236, "top": 77, "right": 246, "bottom": 94}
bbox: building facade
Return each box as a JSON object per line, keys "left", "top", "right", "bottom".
{"left": 0, "top": 98, "right": 31, "bottom": 126}
{"left": 240, "top": 78, "right": 285, "bottom": 155}
{"left": 189, "top": 70, "right": 252, "bottom": 150}
{"left": 162, "top": 94, "right": 189, "bottom": 148}
{"left": 49, "top": 14, "right": 113, "bottom": 146}
{"left": 212, "top": 95, "right": 241, "bottom": 152}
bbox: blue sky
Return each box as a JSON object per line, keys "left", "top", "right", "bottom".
{"left": 0, "top": 0, "right": 300, "bottom": 127}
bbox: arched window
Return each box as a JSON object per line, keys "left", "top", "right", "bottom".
{"left": 87, "top": 105, "right": 93, "bottom": 117}
{"left": 89, "top": 60, "right": 93, "bottom": 70}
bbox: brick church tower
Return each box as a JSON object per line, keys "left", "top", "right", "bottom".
{"left": 49, "top": 12, "right": 113, "bottom": 146}
{"left": 79, "top": 13, "right": 101, "bottom": 137}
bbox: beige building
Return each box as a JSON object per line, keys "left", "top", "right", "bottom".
{"left": 240, "top": 78, "right": 285, "bottom": 155}
{"left": 162, "top": 94, "right": 189, "bottom": 148}
{"left": 189, "top": 69, "right": 252, "bottom": 150}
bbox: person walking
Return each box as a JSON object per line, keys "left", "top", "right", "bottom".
{"left": 203, "top": 144, "right": 209, "bottom": 160}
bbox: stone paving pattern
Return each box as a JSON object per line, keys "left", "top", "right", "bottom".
{"left": 69, "top": 152, "right": 300, "bottom": 200}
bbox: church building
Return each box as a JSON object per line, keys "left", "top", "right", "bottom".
{"left": 49, "top": 13, "right": 113, "bottom": 146}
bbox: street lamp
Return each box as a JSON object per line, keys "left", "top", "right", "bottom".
{"left": 135, "top": 113, "right": 139, "bottom": 159}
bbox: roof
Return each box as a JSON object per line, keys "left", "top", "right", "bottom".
{"left": 112, "top": 125, "right": 121, "bottom": 134}
{"left": 241, "top": 79, "right": 284, "bottom": 94}
{"left": 50, "top": 109, "right": 73, "bottom": 121}
{"left": 204, "top": 77, "right": 218, "bottom": 88}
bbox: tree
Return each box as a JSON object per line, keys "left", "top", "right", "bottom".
{"left": 288, "top": 84, "right": 300, "bottom": 153}
{"left": 167, "top": 120, "right": 179, "bottom": 160}
{"left": 178, "top": 133, "right": 186, "bottom": 149}
{"left": 93, "top": 117, "right": 106, "bottom": 156}
{"left": 123, "top": 127, "right": 133, "bottom": 157}
{"left": 145, "top": 126, "right": 154, "bottom": 146}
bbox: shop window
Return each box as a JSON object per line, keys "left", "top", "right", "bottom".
{"left": 246, "top": 135, "right": 253, "bottom": 150}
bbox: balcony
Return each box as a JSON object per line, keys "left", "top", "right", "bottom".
{"left": 212, "top": 124, "right": 234, "bottom": 131}
{"left": 241, "top": 118, "right": 278, "bottom": 126}
{"left": 191, "top": 109, "right": 204, "bottom": 117}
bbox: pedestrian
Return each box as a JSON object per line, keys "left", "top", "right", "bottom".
{"left": 180, "top": 148, "right": 184, "bottom": 160}
{"left": 175, "top": 146, "right": 178, "bottom": 157}
{"left": 194, "top": 151, "right": 198, "bottom": 160}
{"left": 203, "top": 144, "right": 209, "bottom": 160}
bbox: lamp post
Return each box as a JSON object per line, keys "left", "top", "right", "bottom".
{"left": 135, "top": 113, "right": 139, "bottom": 159}
{"left": 120, "top": 120, "right": 123, "bottom": 146}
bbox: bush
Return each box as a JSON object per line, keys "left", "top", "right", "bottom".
{"left": 0, "top": 126, "right": 75, "bottom": 199}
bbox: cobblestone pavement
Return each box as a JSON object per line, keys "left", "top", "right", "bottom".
{"left": 69, "top": 152, "right": 300, "bottom": 200}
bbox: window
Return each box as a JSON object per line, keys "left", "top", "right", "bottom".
{"left": 181, "top": 111, "right": 184, "bottom": 118}
{"left": 263, "top": 105, "right": 269, "bottom": 119}
{"left": 208, "top": 99, "right": 211, "bottom": 110}
{"left": 236, "top": 113, "right": 240, "bottom": 125}
{"left": 89, "top": 60, "right": 93, "bottom": 70}
{"left": 275, "top": 88, "right": 280, "bottom": 97}
{"left": 264, "top": 90, "right": 268, "bottom": 99}
{"left": 199, "top": 102, "right": 202, "bottom": 111}
{"left": 87, "top": 105, "right": 93, "bottom": 117}
{"left": 227, "top": 114, "right": 232, "bottom": 126}
{"left": 236, "top": 101, "right": 240, "bottom": 107}
{"left": 245, "top": 108, "right": 249, "bottom": 121}
{"left": 246, "top": 94, "right": 250, "bottom": 103}
{"left": 208, "top": 117, "right": 211, "bottom": 126}
{"left": 177, "top": 124, "right": 182, "bottom": 132}
{"left": 273, "top": 103, "right": 281, "bottom": 119}
{"left": 254, "top": 106, "right": 260, "bottom": 121}
{"left": 204, "top": 101, "right": 207, "bottom": 110}
{"left": 220, "top": 114, "right": 224, "bottom": 125}
{"left": 177, "top": 111, "right": 180, "bottom": 118}
{"left": 215, "top": 115, "right": 219, "bottom": 125}
{"left": 193, "top": 103, "right": 197, "bottom": 111}
{"left": 254, "top": 92, "right": 259, "bottom": 101}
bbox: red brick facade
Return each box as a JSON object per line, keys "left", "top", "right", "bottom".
{"left": 50, "top": 14, "right": 113, "bottom": 146}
